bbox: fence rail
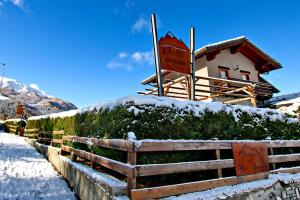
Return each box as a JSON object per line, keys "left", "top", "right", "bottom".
{"left": 20, "top": 131, "right": 300, "bottom": 199}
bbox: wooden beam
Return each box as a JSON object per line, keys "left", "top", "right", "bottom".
{"left": 206, "top": 50, "right": 221, "bottom": 61}
{"left": 135, "top": 140, "right": 233, "bottom": 152}
{"left": 269, "top": 153, "right": 300, "bottom": 163}
{"left": 131, "top": 172, "right": 269, "bottom": 200}
{"left": 224, "top": 97, "right": 252, "bottom": 104}
{"left": 63, "top": 136, "right": 133, "bottom": 152}
{"left": 136, "top": 159, "right": 234, "bottom": 177}
{"left": 61, "top": 145, "right": 134, "bottom": 177}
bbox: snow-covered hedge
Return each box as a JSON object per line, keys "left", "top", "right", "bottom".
{"left": 21, "top": 95, "right": 299, "bottom": 140}
{"left": 5, "top": 95, "right": 300, "bottom": 186}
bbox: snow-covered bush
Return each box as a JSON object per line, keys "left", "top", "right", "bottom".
{"left": 15, "top": 95, "right": 297, "bottom": 140}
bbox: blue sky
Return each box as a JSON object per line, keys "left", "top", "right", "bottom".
{"left": 0, "top": 0, "right": 299, "bottom": 108}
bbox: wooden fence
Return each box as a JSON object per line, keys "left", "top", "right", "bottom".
{"left": 6, "top": 124, "right": 17, "bottom": 133}
{"left": 50, "top": 136, "right": 300, "bottom": 200}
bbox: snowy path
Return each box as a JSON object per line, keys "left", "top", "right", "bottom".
{"left": 0, "top": 132, "right": 76, "bottom": 200}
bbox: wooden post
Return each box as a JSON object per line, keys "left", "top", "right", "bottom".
{"left": 127, "top": 142, "right": 137, "bottom": 198}
{"left": 151, "top": 13, "right": 164, "bottom": 96}
{"left": 71, "top": 152, "right": 77, "bottom": 161}
{"left": 189, "top": 27, "right": 195, "bottom": 101}
{"left": 91, "top": 148, "right": 96, "bottom": 169}
{"left": 268, "top": 140, "right": 276, "bottom": 170}
{"left": 248, "top": 85, "right": 257, "bottom": 107}
{"left": 213, "top": 138, "right": 223, "bottom": 178}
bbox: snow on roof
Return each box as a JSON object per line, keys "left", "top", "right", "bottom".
{"left": 163, "top": 173, "right": 300, "bottom": 200}
{"left": 195, "top": 36, "right": 246, "bottom": 53}
{"left": 25, "top": 95, "right": 298, "bottom": 123}
{"left": 269, "top": 92, "right": 300, "bottom": 115}
{"left": 270, "top": 92, "right": 300, "bottom": 105}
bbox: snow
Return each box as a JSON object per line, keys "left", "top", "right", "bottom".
{"left": 4, "top": 118, "right": 21, "bottom": 123}
{"left": 28, "top": 109, "right": 80, "bottom": 120}
{"left": 59, "top": 156, "right": 127, "bottom": 194}
{"left": 196, "top": 36, "right": 246, "bottom": 52}
{"left": 0, "top": 94, "right": 9, "bottom": 100}
{"left": 23, "top": 95, "right": 298, "bottom": 123}
{"left": 1, "top": 76, "right": 51, "bottom": 98}
{"left": 128, "top": 132, "right": 137, "bottom": 140}
{"left": 163, "top": 173, "right": 300, "bottom": 200}
{"left": 0, "top": 131, "right": 76, "bottom": 200}
{"left": 269, "top": 92, "right": 300, "bottom": 115}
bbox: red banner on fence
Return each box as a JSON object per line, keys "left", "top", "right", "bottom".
{"left": 233, "top": 142, "right": 269, "bottom": 176}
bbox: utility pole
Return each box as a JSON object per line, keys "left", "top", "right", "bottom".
{"left": 0, "top": 63, "right": 6, "bottom": 95}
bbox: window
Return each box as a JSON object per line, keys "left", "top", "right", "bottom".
{"left": 218, "top": 66, "right": 230, "bottom": 79}
{"left": 240, "top": 70, "right": 250, "bottom": 81}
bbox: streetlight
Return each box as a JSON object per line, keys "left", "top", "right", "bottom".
{"left": 0, "top": 63, "right": 6, "bottom": 95}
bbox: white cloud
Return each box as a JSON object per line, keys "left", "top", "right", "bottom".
{"left": 11, "top": 0, "right": 23, "bottom": 7}
{"left": 131, "top": 15, "right": 150, "bottom": 33}
{"left": 131, "top": 14, "right": 162, "bottom": 34}
{"left": 118, "top": 52, "right": 128, "bottom": 59}
{"left": 0, "top": 0, "right": 25, "bottom": 10}
{"left": 125, "top": 0, "right": 135, "bottom": 9}
{"left": 107, "top": 50, "right": 154, "bottom": 71}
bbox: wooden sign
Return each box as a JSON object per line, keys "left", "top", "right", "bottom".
{"left": 233, "top": 142, "right": 269, "bottom": 176}
{"left": 159, "top": 33, "right": 190, "bottom": 74}
{"left": 16, "top": 104, "right": 24, "bottom": 115}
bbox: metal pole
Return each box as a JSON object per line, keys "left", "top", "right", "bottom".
{"left": 189, "top": 27, "right": 195, "bottom": 100}
{"left": 151, "top": 14, "right": 164, "bottom": 96}
{"left": 0, "top": 63, "right": 6, "bottom": 95}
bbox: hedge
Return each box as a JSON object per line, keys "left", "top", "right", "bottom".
{"left": 4, "top": 95, "right": 300, "bottom": 186}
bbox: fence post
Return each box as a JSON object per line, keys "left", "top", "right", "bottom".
{"left": 268, "top": 139, "right": 276, "bottom": 170}
{"left": 213, "top": 138, "right": 223, "bottom": 178}
{"left": 127, "top": 141, "right": 137, "bottom": 198}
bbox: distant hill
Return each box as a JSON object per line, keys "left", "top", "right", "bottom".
{"left": 0, "top": 77, "right": 77, "bottom": 120}
{"left": 268, "top": 92, "right": 300, "bottom": 115}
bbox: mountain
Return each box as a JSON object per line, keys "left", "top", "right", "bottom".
{"left": 268, "top": 92, "right": 300, "bottom": 115}
{"left": 0, "top": 77, "right": 77, "bottom": 120}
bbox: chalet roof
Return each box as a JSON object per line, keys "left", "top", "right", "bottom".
{"left": 142, "top": 36, "right": 282, "bottom": 85}
{"left": 195, "top": 36, "right": 282, "bottom": 73}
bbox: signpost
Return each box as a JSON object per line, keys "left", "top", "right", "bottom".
{"left": 150, "top": 13, "right": 196, "bottom": 100}
{"left": 158, "top": 33, "right": 190, "bottom": 74}
{"left": 232, "top": 142, "right": 269, "bottom": 176}
{"left": 16, "top": 104, "right": 24, "bottom": 115}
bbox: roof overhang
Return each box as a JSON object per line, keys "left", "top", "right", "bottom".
{"left": 195, "top": 36, "right": 282, "bottom": 73}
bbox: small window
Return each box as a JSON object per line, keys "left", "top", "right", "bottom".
{"left": 218, "top": 66, "right": 230, "bottom": 79}
{"left": 240, "top": 70, "right": 250, "bottom": 81}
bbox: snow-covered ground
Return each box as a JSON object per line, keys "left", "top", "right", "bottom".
{"left": 164, "top": 173, "right": 300, "bottom": 200}
{"left": 0, "top": 131, "right": 76, "bottom": 200}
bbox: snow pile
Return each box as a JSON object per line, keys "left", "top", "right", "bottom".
{"left": 0, "top": 131, "right": 76, "bottom": 200}
{"left": 128, "top": 132, "right": 137, "bottom": 140}
{"left": 164, "top": 173, "right": 300, "bottom": 200}
{"left": 269, "top": 92, "right": 300, "bottom": 115}
{"left": 4, "top": 118, "right": 21, "bottom": 123}
{"left": 0, "top": 94, "right": 9, "bottom": 101}
{"left": 59, "top": 155, "right": 127, "bottom": 194}
{"left": 25, "top": 95, "right": 298, "bottom": 123}
{"left": 29, "top": 109, "right": 80, "bottom": 121}
{"left": 1, "top": 77, "right": 50, "bottom": 98}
